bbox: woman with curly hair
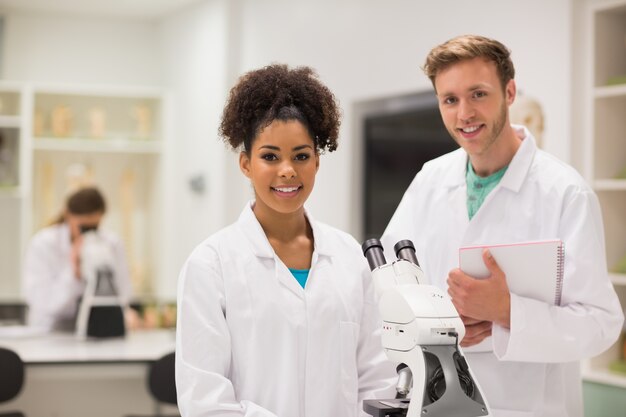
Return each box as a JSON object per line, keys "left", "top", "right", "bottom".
{"left": 175, "top": 64, "right": 395, "bottom": 417}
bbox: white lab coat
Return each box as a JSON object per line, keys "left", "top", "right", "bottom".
{"left": 23, "top": 223, "right": 131, "bottom": 331}
{"left": 176, "top": 202, "right": 396, "bottom": 417}
{"left": 382, "top": 127, "right": 624, "bottom": 417}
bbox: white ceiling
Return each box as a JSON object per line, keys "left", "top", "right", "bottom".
{"left": 0, "top": 0, "right": 202, "bottom": 19}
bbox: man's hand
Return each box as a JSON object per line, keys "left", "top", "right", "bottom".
{"left": 459, "top": 315, "right": 492, "bottom": 347}
{"left": 447, "top": 249, "right": 511, "bottom": 329}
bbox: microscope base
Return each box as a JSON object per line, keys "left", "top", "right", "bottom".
{"left": 363, "top": 399, "right": 408, "bottom": 417}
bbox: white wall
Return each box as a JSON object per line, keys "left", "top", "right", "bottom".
{"left": 3, "top": 12, "right": 162, "bottom": 85}
{"left": 158, "top": 0, "right": 233, "bottom": 297}
{"left": 230, "top": 0, "right": 573, "bottom": 239}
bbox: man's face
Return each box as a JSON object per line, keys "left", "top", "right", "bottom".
{"left": 434, "top": 57, "right": 515, "bottom": 160}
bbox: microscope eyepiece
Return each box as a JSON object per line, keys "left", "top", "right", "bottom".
{"left": 362, "top": 238, "right": 387, "bottom": 271}
{"left": 394, "top": 239, "right": 420, "bottom": 266}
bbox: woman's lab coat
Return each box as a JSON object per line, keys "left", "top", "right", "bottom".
{"left": 176, "top": 203, "right": 395, "bottom": 417}
{"left": 382, "top": 127, "right": 624, "bottom": 417}
{"left": 23, "top": 223, "right": 131, "bottom": 330}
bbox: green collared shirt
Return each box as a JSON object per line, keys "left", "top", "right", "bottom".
{"left": 466, "top": 160, "right": 508, "bottom": 220}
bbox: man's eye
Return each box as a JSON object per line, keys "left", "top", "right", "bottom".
{"left": 474, "top": 91, "right": 487, "bottom": 98}
{"left": 444, "top": 97, "right": 457, "bottom": 105}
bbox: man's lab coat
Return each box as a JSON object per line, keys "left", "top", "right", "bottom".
{"left": 383, "top": 127, "right": 624, "bottom": 417}
{"left": 176, "top": 203, "right": 395, "bottom": 417}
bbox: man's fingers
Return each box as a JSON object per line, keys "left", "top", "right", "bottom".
{"left": 482, "top": 249, "right": 504, "bottom": 276}
{"left": 460, "top": 315, "right": 482, "bottom": 325}
{"left": 461, "top": 323, "right": 493, "bottom": 347}
{"left": 465, "top": 320, "right": 493, "bottom": 338}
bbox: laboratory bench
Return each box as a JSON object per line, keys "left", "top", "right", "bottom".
{"left": 0, "top": 328, "right": 177, "bottom": 417}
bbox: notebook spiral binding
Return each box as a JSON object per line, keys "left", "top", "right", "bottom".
{"left": 555, "top": 243, "right": 565, "bottom": 306}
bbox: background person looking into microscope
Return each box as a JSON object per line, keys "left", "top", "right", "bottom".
{"left": 23, "top": 186, "right": 132, "bottom": 331}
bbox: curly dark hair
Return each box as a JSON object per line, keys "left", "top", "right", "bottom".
{"left": 219, "top": 64, "right": 341, "bottom": 153}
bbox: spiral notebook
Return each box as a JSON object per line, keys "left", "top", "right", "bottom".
{"left": 459, "top": 239, "right": 565, "bottom": 306}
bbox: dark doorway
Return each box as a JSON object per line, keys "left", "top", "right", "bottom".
{"left": 363, "top": 92, "right": 457, "bottom": 239}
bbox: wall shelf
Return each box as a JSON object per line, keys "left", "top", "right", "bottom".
{"left": 583, "top": 369, "right": 626, "bottom": 389}
{"left": 581, "top": 0, "right": 626, "bottom": 391}
{"left": 33, "top": 138, "right": 162, "bottom": 154}
{"left": 594, "top": 179, "right": 626, "bottom": 191}
{"left": 610, "top": 273, "right": 626, "bottom": 286}
{"left": 0, "top": 115, "right": 22, "bottom": 128}
{"left": 595, "top": 84, "right": 626, "bottom": 98}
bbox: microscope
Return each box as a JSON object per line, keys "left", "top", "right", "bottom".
{"left": 75, "top": 228, "right": 126, "bottom": 339}
{"left": 362, "top": 239, "right": 490, "bottom": 417}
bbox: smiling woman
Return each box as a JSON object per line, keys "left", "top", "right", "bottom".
{"left": 238, "top": 119, "right": 319, "bottom": 227}
{"left": 175, "top": 64, "right": 396, "bottom": 417}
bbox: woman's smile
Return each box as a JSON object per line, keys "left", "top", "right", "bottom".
{"left": 271, "top": 185, "right": 303, "bottom": 198}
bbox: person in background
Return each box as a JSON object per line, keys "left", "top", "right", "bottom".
{"left": 23, "top": 186, "right": 132, "bottom": 331}
{"left": 175, "top": 64, "right": 395, "bottom": 417}
{"left": 382, "top": 34, "right": 624, "bottom": 417}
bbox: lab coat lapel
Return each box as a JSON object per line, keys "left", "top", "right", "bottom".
{"left": 275, "top": 208, "right": 334, "bottom": 297}
{"left": 441, "top": 149, "right": 471, "bottom": 239}
{"left": 279, "top": 208, "right": 334, "bottom": 296}
{"left": 237, "top": 202, "right": 303, "bottom": 298}
{"left": 462, "top": 126, "right": 537, "bottom": 244}
{"left": 498, "top": 126, "right": 536, "bottom": 194}
{"left": 237, "top": 202, "right": 332, "bottom": 299}
{"left": 304, "top": 207, "right": 333, "bottom": 284}
{"left": 236, "top": 202, "right": 275, "bottom": 258}
{"left": 275, "top": 260, "right": 305, "bottom": 298}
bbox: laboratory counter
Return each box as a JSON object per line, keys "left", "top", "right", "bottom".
{"left": 0, "top": 328, "right": 177, "bottom": 417}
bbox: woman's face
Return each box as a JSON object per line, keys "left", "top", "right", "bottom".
{"left": 66, "top": 211, "right": 103, "bottom": 240}
{"left": 239, "top": 119, "right": 319, "bottom": 217}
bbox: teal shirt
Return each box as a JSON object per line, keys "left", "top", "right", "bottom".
{"left": 466, "top": 160, "right": 508, "bottom": 220}
{"left": 289, "top": 268, "right": 310, "bottom": 289}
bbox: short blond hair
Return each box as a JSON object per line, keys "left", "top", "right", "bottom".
{"left": 423, "top": 35, "right": 515, "bottom": 91}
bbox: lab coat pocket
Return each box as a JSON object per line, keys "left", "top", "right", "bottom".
{"left": 340, "top": 321, "right": 359, "bottom": 405}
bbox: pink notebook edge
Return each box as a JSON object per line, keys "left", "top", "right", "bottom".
{"left": 459, "top": 238, "right": 562, "bottom": 252}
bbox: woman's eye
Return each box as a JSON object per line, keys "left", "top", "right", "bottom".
{"left": 294, "top": 153, "right": 310, "bottom": 161}
{"left": 261, "top": 153, "right": 278, "bottom": 161}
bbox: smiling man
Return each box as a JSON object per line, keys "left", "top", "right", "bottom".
{"left": 382, "top": 35, "right": 623, "bottom": 417}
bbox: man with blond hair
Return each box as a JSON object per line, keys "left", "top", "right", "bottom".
{"left": 382, "top": 35, "right": 623, "bottom": 417}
